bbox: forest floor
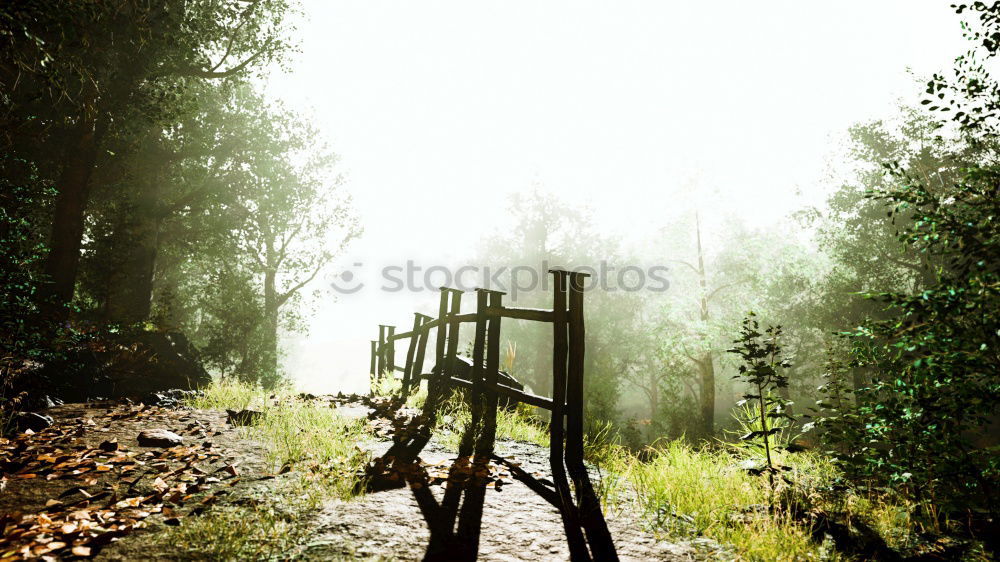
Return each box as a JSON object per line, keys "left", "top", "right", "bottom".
{"left": 0, "top": 398, "right": 723, "bottom": 561}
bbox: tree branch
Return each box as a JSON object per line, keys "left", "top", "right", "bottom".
{"left": 276, "top": 258, "right": 327, "bottom": 308}
{"left": 179, "top": 39, "right": 272, "bottom": 78}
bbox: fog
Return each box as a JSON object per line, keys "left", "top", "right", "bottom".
{"left": 268, "top": 0, "right": 966, "bottom": 393}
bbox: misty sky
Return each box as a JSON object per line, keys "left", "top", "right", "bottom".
{"left": 265, "top": 1, "right": 967, "bottom": 393}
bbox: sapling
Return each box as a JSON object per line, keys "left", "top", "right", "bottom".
{"left": 727, "top": 313, "right": 794, "bottom": 488}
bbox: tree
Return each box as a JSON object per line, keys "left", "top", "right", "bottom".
{"left": 1, "top": 0, "right": 294, "bottom": 317}
{"left": 474, "top": 188, "right": 643, "bottom": 426}
{"left": 206, "top": 95, "right": 358, "bottom": 384}
{"left": 831, "top": 2, "right": 1000, "bottom": 518}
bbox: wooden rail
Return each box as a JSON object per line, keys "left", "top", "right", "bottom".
{"left": 368, "top": 269, "right": 618, "bottom": 560}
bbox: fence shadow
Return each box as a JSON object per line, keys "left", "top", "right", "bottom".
{"left": 366, "top": 271, "right": 619, "bottom": 561}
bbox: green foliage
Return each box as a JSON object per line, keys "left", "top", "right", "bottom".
{"left": 167, "top": 379, "right": 372, "bottom": 559}
{"left": 839, "top": 164, "right": 1000, "bottom": 513}
{"left": 725, "top": 401, "right": 796, "bottom": 459}
{"left": 823, "top": 1, "right": 1000, "bottom": 518}
{"left": 599, "top": 440, "right": 844, "bottom": 561}
{"left": 428, "top": 388, "right": 550, "bottom": 451}
{"left": 727, "top": 313, "right": 794, "bottom": 476}
{"left": 0, "top": 168, "right": 52, "bottom": 360}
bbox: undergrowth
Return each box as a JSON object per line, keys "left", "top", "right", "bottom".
{"left": 157, "top": 379, "right": 374, "bottom": 560}
{"left": 431, "top": 389, "right": 550, "bottom": 451}
{"left": 585, "top": 434, "right": 989, "bottom": 561}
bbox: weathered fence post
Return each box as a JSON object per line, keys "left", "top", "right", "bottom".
{"left": 428, "top": 288, "right": 451, "bottom": 402}
{"left": 401, "top": 313, "right": 423, "bottom": 395}
{"left": 444, "top": 289, "right": 463, "bottom": 385}
{"left": 411, "top": 313, "right": 432, "bottom": 395}
{"left": 549, "top": 269, "right": 589, "bottom": 560}
{"left": 369, "top": 340, "right": 378, "bottom": 387}
{"left": 386, "top": 325, "right": 396, "bottom": 379}
{"left": 460, "top": 289, "right": 490, "bottom": 457}
{"left": 475, "top": 289, "right": 504, "bottom": 458}
{"left": 377, "top": 325, "right": 388, "bottom": 382}
{"left": 566, "top": 271, "right": 617, "bottom": 560}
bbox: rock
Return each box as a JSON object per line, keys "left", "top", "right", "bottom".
{"left": 142, "top": 388, "right": 201, "bottom": 407}
{"left": 226, "top": 409, "right": 265, "bottom": 426}
{"left": 137, "top": 429, "right": 184, "bottom": 447}
{"left": 99, "top": 331, "right": 212, "bottom": 399}
{"left": 15, "top": 412, "right": 54, "bottom": 432}
{"left": 439, "top": 356, "right": 525, "bottom": 410}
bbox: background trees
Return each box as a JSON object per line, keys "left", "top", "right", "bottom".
{"left": 0, "top": 0, "right": 356, "bottom": 394}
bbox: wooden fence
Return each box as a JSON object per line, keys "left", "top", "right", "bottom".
{"left": 369, "top": 269, "right": 618, "bottom": 560}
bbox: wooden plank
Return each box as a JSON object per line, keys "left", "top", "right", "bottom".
{"left": 377, "top": 325, "right": 387, "bottom": 382}
{"left": 369, "top": 340, "right": 377, "bottom": 377}
{"left": 547, "top": 269, "right": 589, "bottom": 561}
{"left": 448, "top": 312, "right": 478, "bottom": 324}
{"left": 446, "top": 376, "right": 557, "bottom": 411}
{"left": 430, "top": 289, "right": 449, "bottom": 400}
{"left": 489, "top": 306, "right": 554, "bottom": 322}
{"left": 565, "top": 270, "right": 618, "bottom": 560}
{"left": 390, "top": 330, "right": 414, "bottom": 341}
{"left": 412, "top": 315, "right": 431, "bottom": 396}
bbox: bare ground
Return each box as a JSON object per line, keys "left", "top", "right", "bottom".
{"left": 2, "top": 401, "right": 726, "bottom": 561}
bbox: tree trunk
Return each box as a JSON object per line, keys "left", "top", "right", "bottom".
{"left": 104, "top": 174, "right": 163, "bottom": 325}
{"left": 694, "top": 212, "right": 715, "bottom": 437}
{"left": 262, "top": 267, "right": 280, "bottom": 381}
{"left": 42, "top": 111, "right": 101, "bottom": 318}
{"left": 649, "top": 374, "right": 659, "bottom": 422}
{"left": 697, "top": 353, "right": 715, "bottom": 437}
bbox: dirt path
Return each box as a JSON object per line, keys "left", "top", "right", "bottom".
{"left": 296, "top": 404, "right": 721, "bottom": 561}
{"left": 2, "top": 400, "right": 723, "bottom": 561}
{"left": 297, "top": 438, "right": 709, "bottom": 561}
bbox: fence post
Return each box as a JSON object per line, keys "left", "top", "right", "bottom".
{"left": 401, "top": 313, "right": 422, "bottom": 395}
{"left": 566, "top": 270, "right": 617, "bottom": 560}
{"left": 460, "top": 289, "right": 489, "bottom": 457}
{"left": 386, "top": 325, "right": 396, "bottom": 378}
{"left": 475, "top": 289, "right": 504, "bottom": 458}
{"left": 444, "top": 289, "right": 463, "bottom": 389}
{"left": 377, "top": 325, "right": 388, "bottom": 383}
{"left": 547, "top": 269, "right": 589, "bottom": 559}
{"left": 411, "top": 313, "right": 432, "bottom": 394}
{"left": 370, "top": 339, "right": 378, "bottom": 387}
{"left": 430, "top": 288, "right": 450, "bottom": 401}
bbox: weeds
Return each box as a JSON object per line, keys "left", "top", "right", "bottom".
{"left": 159, "top": 379, "right": 374, "bottom": 559}
{"left": 430, "top": 389, "right": 549, "bottom": 451}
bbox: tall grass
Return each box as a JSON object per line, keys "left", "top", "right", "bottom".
{"left": 581, "top": 432, "right": 944, "bottom": 561}
{"left": 431, "top": 390, "right": 550, "bottom": 451}
{"left": 191, "top": 379, "right": 372, "bottom": 496}
{"left": 161, "top": 379, "right": 374, "bottom": 559}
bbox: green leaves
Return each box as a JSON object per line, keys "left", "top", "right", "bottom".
{"left": 727, "top": 313, "right": 795, "bottom": 482}
{"left": 824, "top": 1, "right": 1000, "bottom": 515}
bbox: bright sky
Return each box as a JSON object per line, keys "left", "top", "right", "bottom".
{"left": 266, "top": 1, "right": 967, "bottom": 393}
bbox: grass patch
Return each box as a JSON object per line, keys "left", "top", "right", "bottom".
{"left": 432, "top": 390, "right": 550, "bottom": 451}
{"left": 584, "top": 436, "right": 943, "bottom": 562}
{"left": 156, "top": 379, "right": 374, "bottom": 559}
